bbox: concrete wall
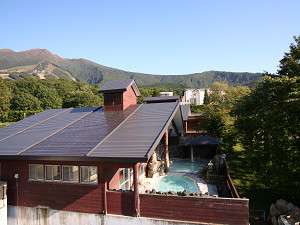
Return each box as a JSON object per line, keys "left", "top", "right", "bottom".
{"left": 0, "top": 199, "right": 7, "bottom": 225}
{"left": 8, "top": 206, "right": 202, "bottom": 225}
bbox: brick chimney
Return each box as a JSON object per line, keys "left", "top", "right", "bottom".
{"left": 100, "top": 79, "right": 140, "bottom": 111}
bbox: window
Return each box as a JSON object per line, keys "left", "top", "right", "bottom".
{"left": 140, "top": 164, "right": 145, "bottom": 177}
{"left": 119, "top": 168, "right": 133, "bottom": 190}
{"left": 80, "top": 166, "right": 98, "bottom": 184}
{"left": 62, "top": 166, "right": 79, "bottom": 182}
{"left": 28, "top": 164, "right": 97, "bottom": 185}
{"left": 45, "top": 165, "right": 61, "bottom": 181}
{"left": 29, "top": 164, "right": 44, "bottom": 181}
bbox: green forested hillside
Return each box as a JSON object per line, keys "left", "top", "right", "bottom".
{"left": 0, "top": 49, "right": 262, "bottom": 87}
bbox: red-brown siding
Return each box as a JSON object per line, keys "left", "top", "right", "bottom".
{"left": 140, "top": 194, "right": 249, "bottom": 225}
{"left": 107, "top": 190, "right": 134, "bottom": 216}
{"left": 0, "top": 160, "right": 105, "bottom": 214}
{"left": 103, "top": 86, "right": 137, "bottom": 112}
{"left": 123, "top": 86, "right": 137, "bottom": 110}
{"left": 104, "top": 92, "right": 123, "bottom": 111}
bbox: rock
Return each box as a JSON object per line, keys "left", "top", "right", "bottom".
{"left": 275, "top": 199, "right": 289, "bottom": 214}
{"left": 287, "top": 202, "right": 295, "bottom": 212}
{"left": 271, "top": 216, "right": 278, "bottom": 225}
{"left": 270, "top": 204, "right": 281, "bottom": 217}
{"left": 291, "top": 207, "right": 300, "bottom": 221}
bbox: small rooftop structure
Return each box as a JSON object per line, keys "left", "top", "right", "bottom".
{"left": 100, "top": 79, "right": 140, "bottom": 96}
{"left": 101, "top": 79, "right": 140, "bottom": 111}
{"left": 144, "top": 96, "right": 179, "bottom": 103}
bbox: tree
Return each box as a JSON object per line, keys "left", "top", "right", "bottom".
{"left": 196, "top": 82, "right": 250, "bottom": 152}
{"left": 0, "top": 78, "right": 12, "bottom": 115}
{"left": 34, "top": 86, "right": 63, "bottom": 109}
{"left": 63, "top": 91, "right": 102, "bottom": 108}
{"left": 278, "top": 36, "right": 300, "bottom": 77}
{"left": 11, "top": 92, "right": 41, "bottom": 111}
{"left": 234, "top": 76, "right": 300, "bottom": 193}
{"left": 203, "top": 89, "right": 209, "bottom": 104}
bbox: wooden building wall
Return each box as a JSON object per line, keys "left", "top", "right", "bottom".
{"left": 0, "top": 160, "right": 133, "bottom": 214}
{"left": 103, "top": 86, "right": 137, "bottom": 112}
{"left": 123, "top": 86, "right": 137, "bottom": 110}
{"left": 106, "top": 191, "right": 134, "bottom": 216}
{"left": 103, "top": 92, "right": 123, "bottom": 111}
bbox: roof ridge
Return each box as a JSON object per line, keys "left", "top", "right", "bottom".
{"left": 18, "top": 107, "right": 101, "bottom": 155}
{"left": 0, "top": 109, "right": 70, "bottom": 143}
{"left": 87, "top": 104, "right": 143, "bottom": 157}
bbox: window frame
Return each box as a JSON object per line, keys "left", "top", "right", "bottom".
{"left": 119, "top": 168, "right": 133, "bottom": 190}
{"left": 62, "top": 165, "right": 79, "bottom": 183}
{"left": 28, "top": 164, "right": 98, "bottom": 185}
{"left": 28, "top": 164, "right": 44, "bottom": 181}
{"left": 45, "top": 165, "right": 62, "bottom": 182}
{"left": 80, "top": 166, "right": 98, "bottom": 184}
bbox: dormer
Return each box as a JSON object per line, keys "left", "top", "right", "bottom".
{"left": 100, "top": 79, "right": 141, "bottom": 111}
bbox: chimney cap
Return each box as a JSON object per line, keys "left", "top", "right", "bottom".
{"left": 100, "top": 79, "right": 140, "bottom": 96}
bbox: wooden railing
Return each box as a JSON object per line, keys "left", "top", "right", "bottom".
{"left": 225, "top": 160, "right": 240, "bottom": 198}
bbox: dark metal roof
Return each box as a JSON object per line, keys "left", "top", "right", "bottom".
{"left": 143, "top": 96, "right": 179, "bottom": 103}
{"left": 0, "top": 102, "right": 179, "bottom": 162}
{"left": 22, "top": 106, "right": 138, "bottom": 157}
{"left": 88, "top": 102, "right": 179, "bottom": 160}
{"left": 100, "top": 79, "right": 141, "bottom": 96}
{"left": 181, "top": 135, "right": 220, "bottom": 146}
{"left": 180, "top": 104, "right": 191, "bottom": 121}
{"left": 0, "top": 109, "right": 66, "bottom": 141}
{"left": 0, "top": 108, "right": 96, "bottom": 155}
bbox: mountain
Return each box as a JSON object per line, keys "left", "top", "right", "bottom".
{"left": 0, "top": 49, "right": 262, "bottom": 88}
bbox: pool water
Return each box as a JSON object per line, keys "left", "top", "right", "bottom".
{"left": 154, "top": 159, "right": 209, "bottom": 193}
{"left": 156, "top": 175, "right": 198, "bottom": 193}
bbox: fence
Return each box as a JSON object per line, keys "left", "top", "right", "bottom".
{"left": 140, "top": 194, "right": 249, "bottom": 225}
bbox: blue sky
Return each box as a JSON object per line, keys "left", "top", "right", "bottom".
{"left": 1, "top": 0, "right": 299, "bottom": 74}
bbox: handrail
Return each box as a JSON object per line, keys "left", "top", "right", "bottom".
{"left": 224, "top": 160, "right": 240, "bottom": 198}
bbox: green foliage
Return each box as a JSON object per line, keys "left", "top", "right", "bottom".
{"left": 0, "top": 77, "right": 103, "bottom": 122}
{"left": 278, "top": 36, "right": 300, "bottom": 77}
{"left": 195, "top": 82, "right": 251, "bottom": 152}
{"left": 0, "top": 110, "right": 41, "bottom": 122}
{"left": 63, "top": 91, "right": 103, "bottom": 108}
{"left": 233, "top": 75, "right": 300, "bottom": 193}
{"left": 138, "top": 85, "right": 185, "bottom": 103}
{"left": 11, "top": 92, "right": 41, "bottom": 111}
{"left": 0, "top": 78, "right": 12, "bottom": 115}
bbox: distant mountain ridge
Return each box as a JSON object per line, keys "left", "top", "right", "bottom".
{"left": 0, "top": 48, "right": 262, "bottom": 88}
